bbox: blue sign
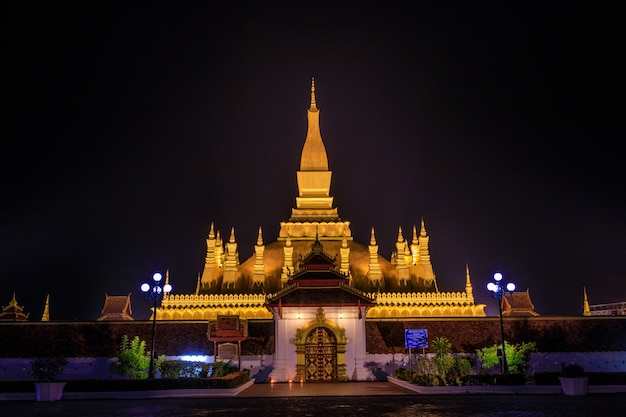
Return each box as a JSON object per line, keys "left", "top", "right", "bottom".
{"left": 405, "top": 329, "right": 428, "bottom": 349}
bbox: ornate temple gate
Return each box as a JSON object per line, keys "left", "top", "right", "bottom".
{"left": 293, "top": 308, "right": 349, "bottom": 382}
{"left": 304, "top": 326, "right": 337, "bottom": 381}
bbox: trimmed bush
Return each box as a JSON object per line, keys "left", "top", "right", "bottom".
{"left": 0, "top": 370, "right": 251, "bottom": 393}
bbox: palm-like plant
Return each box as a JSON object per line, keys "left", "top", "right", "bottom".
{"left": 30, "top": 357, "right": 68, "bottom": 382}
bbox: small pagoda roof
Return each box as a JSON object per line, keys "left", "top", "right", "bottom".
{"left": 267, "top": 284, "right": 375, "bottom": 308}
{"left": 288, "top": 235, "right": 349, "bottom": 287}
{"left": 502, "top": 290, "right": 539, "bottom": 316}
{"left": 298, "top": 237, "right": 337, "bottom": 265}
{"left": 207, "top": 315, "right": 247, "bottom": 342}
{"left": 97, "top": 293, "right": 134, "bottom": 321}
{"left": 267, "top": 237, "right": 375, "bottom": 308}
{"left": 0, "top": 293, "right": 29, "bottom": 322}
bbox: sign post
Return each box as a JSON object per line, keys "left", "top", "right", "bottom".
{"left": 404, "top": 329, "right": 428, "bottom": 370}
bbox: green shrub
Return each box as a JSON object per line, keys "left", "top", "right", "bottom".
{"left": 395, "top": 337, "right": 475, "bottom": 386}
{"left": 431, "top": 336, "right": 454, "bottom": 379}
{"left": 459, "top": 374, "right": 497, "bottom": 386}
{"left": 110, "top": 335, "right": 151, "bottom": 379}
{"left": 476, "top": 341, "right": 537, "bottom": 374}
{"left": 160, "top": 360, "right": 211, "bottom": 378}
{"left": 208, "top": 360, "right": 239, "bottom": 377}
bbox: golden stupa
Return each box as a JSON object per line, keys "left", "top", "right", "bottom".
{"left": 158, "top": 79, "right": 486, "bottom": 321}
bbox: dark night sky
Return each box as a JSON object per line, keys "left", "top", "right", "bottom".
{"left": 3, "top": 3, "right": 624, "bottom": 320}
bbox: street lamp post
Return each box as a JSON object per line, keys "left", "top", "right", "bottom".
{"left": 141, "top": 272, "right": 172, "bottom": 379}
{"left": 486, "top": 272, "right": 515, "bottom": 374}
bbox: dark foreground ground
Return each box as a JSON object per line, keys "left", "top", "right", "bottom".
{"left": 3, "top": 394, "right": 626, "bottom": 417}
{"left": 2, "top": 381, "right": 625, "bottom": 417}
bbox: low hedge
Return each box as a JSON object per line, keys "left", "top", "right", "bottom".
{"left": 0, "top": 370, "right": 250, "bottom": 393}
{"left": 394, "top": 368, "right": 527, "bottom": 386}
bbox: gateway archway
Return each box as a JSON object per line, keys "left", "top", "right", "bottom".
{"left": 293, "top": 307, "right": 349, "bottom": 382}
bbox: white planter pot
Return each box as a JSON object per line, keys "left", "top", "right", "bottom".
{"left": 559, "top": 377, "right": 588, "bottom": 396}
{"left": 35, "top": 382, "right": 66, "bottom": 401}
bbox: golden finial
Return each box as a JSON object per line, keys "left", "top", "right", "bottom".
{"left": 370, "top": 227, "right": 377, "bottom": 245}
{"left": 310, "top": 77, "right": 317, "bottom": 111}
{"left": 420, "top": 217, "right": 427, "bottom": 236}
{"left": 257, "top": 227, "right": 263, "bottom": 245}
{"left": 397, "top": 226, "right": 404, "bottom": 242}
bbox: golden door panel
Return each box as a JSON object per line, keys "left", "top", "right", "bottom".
{"left": 304, "top": 327, "right": 337, "bottom": 381}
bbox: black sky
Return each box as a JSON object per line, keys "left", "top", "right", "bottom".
{"left": 3, "top": 3, "right": 625, "bottom": 320}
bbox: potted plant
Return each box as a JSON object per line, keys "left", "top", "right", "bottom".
{"left": 559, "top": 363, "right": 588, "bottom": 396}
{"left": 30, "top": 357, "right": 69, "bottom": 401}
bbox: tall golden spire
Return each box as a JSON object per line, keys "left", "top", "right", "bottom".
{"left": 279, "top": 79, "right": 351, "bottom": 242}
{"left": 289, "top": 77, "right": 338, "bottom": 222}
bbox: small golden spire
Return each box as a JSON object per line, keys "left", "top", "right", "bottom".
{"left": 257, "top": 227, "right": 263, "bottom": 245}
{"left": 229, "top": 227, "right": 236, "bottom": 243}
{"left": 41, "top": 294, "right": 50, "bottom": 322}
{"left": 286, "top": 227, "right": 292, "bottom": 247}
{"left": 370, "top": 227, "right": 377, "bottom": 245}
{"left": 397, "top": 226, "right": 404, "bottom": 242}
{"left": 583, "top": 287, "right": 591, "bottom": 316}
{"left": 465, "top": 263, "right": 473, "bottom": 299}
{"left": 420, "top": 217, "right": 427, "bottom": 237}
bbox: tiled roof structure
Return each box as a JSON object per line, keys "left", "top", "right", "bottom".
{"left": 502, "top": 290, "right": 539, "bottom": 316}
{"left": 97, "top": 294, "right": 134, "bottom": 321}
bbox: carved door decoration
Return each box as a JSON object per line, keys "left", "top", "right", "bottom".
{"left": 304, "top": 326, "right": 337, "bottom": 381}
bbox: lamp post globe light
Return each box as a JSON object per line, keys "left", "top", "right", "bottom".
{"left": 486, "top": 272, "right": 515, "bottom": 374}
{"left": 141, "top": 272, "right": 172, "bottom": 379}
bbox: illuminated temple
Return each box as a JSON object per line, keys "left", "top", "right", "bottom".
{"left": 158, "top": 79, "right": 486, "bottom": 322}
